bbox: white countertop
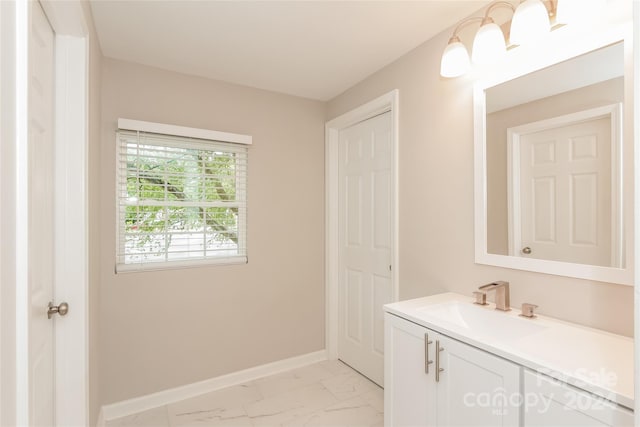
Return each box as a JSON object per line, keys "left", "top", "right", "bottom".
{"left": 384, "top": 292, "right": 634, "bottom": 410}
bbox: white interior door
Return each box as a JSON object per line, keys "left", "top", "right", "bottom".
{"left": 338, "top": 111, "right": 393, "bottom": 386}
{"left": 28, "top": 2, "right": 56, "bottom": 424}
{"left": 518, "top": 116, "right": 612, "bottom": 266}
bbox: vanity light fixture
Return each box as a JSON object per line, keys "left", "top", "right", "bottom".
{"left": 471, "top": 1, "right": 515, "bottom": 65}
{"left": 441, "top": 0, "right": 570, "bottom": 78}
{"left": 471, "top": 18, "right": 507, "bottom": 65}
{"left": 509, "top": 0, "right": 551, "bottom": 45}
{"left": 440, "top": 16, "right": 483, "bottom": 78}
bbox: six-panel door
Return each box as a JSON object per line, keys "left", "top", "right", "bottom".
{"left": 518, "top": 116, "right": 614, "bottom": 266}
{"left": 339, "top": 111, "right": 393, "bottom": 386}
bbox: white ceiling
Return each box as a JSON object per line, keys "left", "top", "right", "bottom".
{"left": 90, "top": 0, "right": 489, "bottom": 101}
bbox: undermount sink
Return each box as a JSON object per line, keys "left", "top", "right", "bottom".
{"left": 417, "top": 301, "right": 547, "bottom": 341}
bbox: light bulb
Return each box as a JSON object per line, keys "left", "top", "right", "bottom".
{"left": 440, "top": 37, "right": 470, "bottom": 78}
{"left": 472, "top": 20, "right": 506, "bottom": 65}
{"left": 510, "top": 0, "right": 550, "bottom": 45}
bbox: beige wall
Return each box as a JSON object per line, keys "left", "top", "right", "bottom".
{"left": 326, "top": 28, "right": 634, "bottom": 338}
{"left": 99, "top": 58, "right": 326, "bottom": 404}
{"left": 83, "top": 0, "right": 103, "bottom": 424}
{"left": 486, "top": 77, "right": 625, "bottom": 255}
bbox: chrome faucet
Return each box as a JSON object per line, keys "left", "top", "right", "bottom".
{"left": 478, "top": 281, "right": 510, "bottom": 311}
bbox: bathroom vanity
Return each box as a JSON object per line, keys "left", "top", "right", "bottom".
{"left": 384, "top": 293, "right": 634, "bottom": 426}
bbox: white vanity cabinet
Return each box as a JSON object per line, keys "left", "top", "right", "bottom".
{"left": 384, "top": 293, "right": 634, "bottom": 427}
{"left": 384, "top": 312, "right": 521, "bottom": 427}
{"left": 523, "top": 370, "right": 634, "bottom": 427}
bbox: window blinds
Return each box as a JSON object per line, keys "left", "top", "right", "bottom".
{"left": 116, "top": 127, "right": 248, "bottom": 272}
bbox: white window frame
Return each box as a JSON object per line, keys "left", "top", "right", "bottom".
{"left": 115, "top": 118, "right": 251, "bottom": 273}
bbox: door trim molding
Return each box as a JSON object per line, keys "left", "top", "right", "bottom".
{"left": 1, "top": 1, "right": 90, "bottom": 425}
{"left": 52, "top": 33, "right": 89, "bottom": 427}
{"left": 1, "top": 1, "right": 19, "bottom": 425}
{"left": 325, "top": 90, "right": 400, "bottom": 360}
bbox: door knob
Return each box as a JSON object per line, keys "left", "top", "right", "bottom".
{"left": 521, "top": 247, "right": 532, "bottom": 255}
{"left": 48, "top": 301, "right": 69, "bottom": 319}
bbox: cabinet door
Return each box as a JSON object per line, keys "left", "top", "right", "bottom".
{"left": 436, "top": 335, "right": 521, "bottom": 427}
{"left": 384, "top": 313, "right": 437, "bottom": 427}
{"left": 523, "top": 370, "right": 634, "bottom": 427}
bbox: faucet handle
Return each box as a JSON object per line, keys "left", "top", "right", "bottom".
{"left": 520, "top": 303, "right": 538, "bottom": 318}
{"left": 472, "top": 291, "right": 488, "bottom": 306}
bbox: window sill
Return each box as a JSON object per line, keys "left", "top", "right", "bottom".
{"left": 115, "top": 256, "right": 248, "bottom": 273}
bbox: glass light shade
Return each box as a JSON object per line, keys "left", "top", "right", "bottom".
{"left": 472, "top": 22, "right": 506, "bottom": 65}
{"left": 440, "top": 40, "right": 470, "bottom": 78}
{"left": 509, "top": 0, "right": 550, "bottom": 45}
{"left": 556, "top": 0, "right": 605, "bottom": 24}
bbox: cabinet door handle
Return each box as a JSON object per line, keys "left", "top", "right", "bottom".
{"left": 435, "top": 340, "right": 444, "bottom": 382}
{"left": 424, "top": 333, "right": 433, "bottom": 374}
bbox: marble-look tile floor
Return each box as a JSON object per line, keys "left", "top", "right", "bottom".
{"left": 106, "top": 360, "right": 383, "bottom": 427}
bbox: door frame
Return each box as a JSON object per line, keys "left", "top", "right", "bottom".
{"left": 325, "top": 90, "right": 399, "bottom": 360}
{"left": 1, "top": 1, "right": 89, "bottom": 425}
{"left": 506, "top": 104, "right": 623, "bottom": 266}
{"left": 634, "top": 4, "right": 640, "bottom": 427}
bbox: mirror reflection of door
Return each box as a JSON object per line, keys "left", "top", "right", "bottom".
{"left": 483, "top": 42, "right": 626, "bottom": 272}
{"left": 508, "top": 106, "right": 622, "bottom": 268}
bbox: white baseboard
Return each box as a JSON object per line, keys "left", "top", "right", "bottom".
{"left": 100, "top": 350, "right": 328, "bottom": 423}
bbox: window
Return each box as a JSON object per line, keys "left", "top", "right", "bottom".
{"left": 116, "top": 119, "right": 250, "bottom": 272}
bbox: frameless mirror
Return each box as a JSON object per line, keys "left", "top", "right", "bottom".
{"left": 474, "top": 36, "right": 633, "bottom": 285}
